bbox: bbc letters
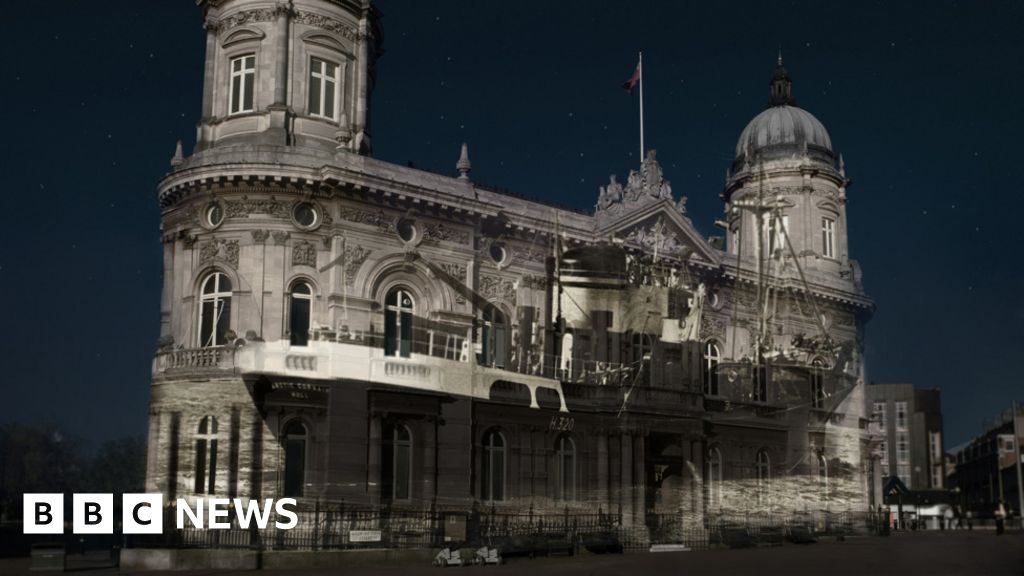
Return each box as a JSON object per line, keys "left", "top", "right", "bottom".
{"left": 24, "top": 494, "right": 298, "bottom": 534}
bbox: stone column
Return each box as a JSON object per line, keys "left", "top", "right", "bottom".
{"left": 328, "top": 235, "right": 344, "bottom": 328}
{"left": 367, "top": 414, "right": 381, "bottom": 506}
{"left": 620, "top": 433, "right": 633, "bottom": 525}
{"left": 272, "top": 3, "right": 290, "bottom": 106}
{"left": 597, "top": 434, "right": 609, "bottom": 509}
{"left": 198, "top": 18, "right": 218, "bottom": 147}
{"left": 268, "top": 2, "right": 292, "bottom": 141}
{"left": 354, "top": 14, "right": 370, "bottom": 153}
{"left": 160, "top": 240, "right": 175, "bottom": 338}
{"left": 683, "top": 437, "right": 704, "bottom": 532}
{"left": 633, "top": 434, "right": 645, "bottom": 529}
{"left": 423, "top": 417, "right": 438, "bottom": 502}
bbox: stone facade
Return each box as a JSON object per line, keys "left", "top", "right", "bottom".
{"left": 146, "top": 0, "right": 876, "bottom": 537}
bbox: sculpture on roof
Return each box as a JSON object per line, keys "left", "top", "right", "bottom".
{"left": 595, "top": 150, "right": 687, "bottom": 220}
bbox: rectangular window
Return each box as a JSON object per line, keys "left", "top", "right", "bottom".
{"left": 308, "top": 57, "right": 338, "bottom": 119}
{"left": 929, "top": 431, "right": 943, "bottom": 461}
{"left": 821, "top": 217, "right": 836, "bottom": 258}
{"left": 873, "top": 402, "right": 886, "bottom": 431}
{"left": 762, "top": 214, "right": 789, "bottom": 256}
{"left": 895, "top": 401, "right": 908, "bottom": 431}
{"left": 897, "top": 432, "right": 910, "bottom": 464}
{"left": 897, "top": 464, "right": 911, "bottom": 489}
{"left": 230, "top": 55, "right": 256, "bottom": 114}
{"left": 879, "top": 439, "right": 889, "bottom": 476}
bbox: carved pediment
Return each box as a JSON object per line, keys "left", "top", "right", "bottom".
{"left": 620, "top": 217, "right": 692, "bottom": 260}
{"left": 605, "top": 206, "right": 721, "bottom": 268}
{"left": 595, "top": 150, "right": 688, "bottom": 223}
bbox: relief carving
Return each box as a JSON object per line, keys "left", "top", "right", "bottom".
{"left": 251, "top": 229, "right": 269, "bottom": 244}
{"left": 224, "top": 196, "right": 290, "bottom": 219}
{"left": 512, "top": 246, "right": 547, "bottom": 263}
{"left": 439, "top": 263, "right": 468, "bottom": 303}
{"left": 217, "top": 9, "right": 276, "bottom": 33}
{"left": 480, "top": 275, "right": 516, "bottom": 301}
{"left": 272, "top": 231, "right": 290, "bottom": 246}
{"left": 343, "top": 245, "right": 371, "bottom": 286}
{"left": 423, "top": 223, "right": 469, "bottom": 244}
{"left": 520, "top": 275, "right": 548, "bottom": 290}
{"left": 339, "top": 206, "right": 396, "bottom": 233}
{"left": 292, "top": 240, "right": 317, "bottom": 267}
{"left": 622, "top": 217, "right": 691, "bottom": 259}
{"left": 200, "top": 239, "right": 239, "bottom": 268}
{"left": 293, "top": 10, "right": 361, "bottom": 40}
{"left": 700, "top": 315, "right": 726, "bottom": 339}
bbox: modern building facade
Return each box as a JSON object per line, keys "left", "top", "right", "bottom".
{"left": 950, "top": 404, "right": 1024, "bottom": 521}
{"left": 867, "top": 384, "right": 944, "bottom": 491}
{"left": 145, "top": 0, "right": 876, "bottom": 541}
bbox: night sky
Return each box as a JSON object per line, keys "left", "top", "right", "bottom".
{"left": 2, "top": 1, "right": 1021, "bottom": 450}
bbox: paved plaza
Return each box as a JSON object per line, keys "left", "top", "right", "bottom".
{"left": 1, "top": 530, "right": 1021, "bottom": 576}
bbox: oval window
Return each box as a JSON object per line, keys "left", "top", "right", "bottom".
{"left": 293, "top": 202, "right": 318, "bottom": 228}
{"left": 397, "top": 219, "right": 417, "bottom": 244}
{"left": 206, "top": 203, "right": 224, "bottom": 228}
{"left": 489, "top": 243, "right": 507, "bottom": 265}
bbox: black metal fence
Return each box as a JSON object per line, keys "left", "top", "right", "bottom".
{"left": 131, "top": 505, "right": 880, "bottom": 554}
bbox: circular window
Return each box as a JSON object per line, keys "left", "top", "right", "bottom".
{"left": 293, "top": 202, "right": 319, "bottom": 229}
{"left": 489, "top": 243, "right": 507, "bottom": 265}
{"left": 397, "top": 219, "right": 417, "bottom": 244}
{"left": 706, "top": 290, "right": 721, "bottom": 309}
{"left": 205, "top": 203, "right": 224, "bottom": 228}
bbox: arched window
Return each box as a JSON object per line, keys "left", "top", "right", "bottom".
{"left": 705, "top": 447, "right": 723, "bottom": 508}
{"left": 557, "top": 435, "right": 576, "bottom": 501}
{"left": 194, "top": 416, "right": 218, "bottom": 494}
{"left": 383, "top": 423, "right": 412, "bottom": 501}
{"left": 810, "top": 358, "right": 825, "bottom": 409}
{"left": 559, "top": 333, "right": 574, "bottom": 378}
{"left": 481, "top": 429, "right": 506, "bottom": 502}
{"left": 289, "top": 281, "right": 313, "bottom": 346}
{"left": 283, "top": 421, "right": 307, "bottom": 497}
{"left": 384, "top": 287, "right": 415, "bottom": 357}
{"left": 482, "top": 307, "right": 508, "bottom": 369}
{"left": 703, "top": 341, "right": 721, "bottom": 395}
{"left": 756, "top": 450, "right": 771, "bottom": 505}
{"left": 199, "top": 273, "right": 232, "bottom": 347}
{"left": 817, "top": 453, "right": 828, "bottom": 501}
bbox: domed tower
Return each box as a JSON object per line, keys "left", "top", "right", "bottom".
{"left": 723, "top": 56, "right": 851, "bottom": 288}
{"left": 195, "top": 0, "right": 381, "bottom": 154}
{"left": 147, "top": 0, "right": 382, "bottom": 502}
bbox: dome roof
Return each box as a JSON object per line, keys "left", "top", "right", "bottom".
{"left": 735, "top": 104, "right": 832, "bottom": 158}
{"left": 733, "top": 57, "right": 834, "bottom": 165}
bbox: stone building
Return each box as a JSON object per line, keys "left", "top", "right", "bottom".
{"left": 146, "top": 0, "right": 876, "bottom": 538}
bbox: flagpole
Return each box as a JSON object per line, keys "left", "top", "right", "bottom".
{"left": 639, "top": 51, "right": 645, "bottom": 162}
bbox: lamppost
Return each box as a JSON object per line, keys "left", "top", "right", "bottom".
{"left": 1012, "top": 400, "right": 1024, "bottom": 530}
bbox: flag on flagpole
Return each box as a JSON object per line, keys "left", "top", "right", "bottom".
{"left": 622, "top": 61, "right": 640, "bottom": 94}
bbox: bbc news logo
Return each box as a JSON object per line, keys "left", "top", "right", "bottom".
{"left": 23, "top": 494, "right": 298, "bottom": 534}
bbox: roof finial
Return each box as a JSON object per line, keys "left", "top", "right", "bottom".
{"left": 456, "top": 142, "right": 472, "bottom": 180}
{"left": 769, "top": 53, "right": 795, "bottom": 107}
{"left": 839, "top": 153, "right": 846, "bottom": 177}
{"left": 170, "top": 140, "right": 184, "bottom": 168}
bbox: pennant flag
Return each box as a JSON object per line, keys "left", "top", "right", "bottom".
{"left": 622, "top": 62, "right": 640, "bottom": 94}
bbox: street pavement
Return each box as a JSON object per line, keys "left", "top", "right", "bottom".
{"left": 0, "top": 530, "right": 1020, "bottom": 575}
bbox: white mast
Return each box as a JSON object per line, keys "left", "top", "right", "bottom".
{"left": 639, "top": 51, "right": 645, "bottom": 161}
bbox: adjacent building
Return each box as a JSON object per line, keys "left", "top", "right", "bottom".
{"left": 144, "top": 0, "right": 877, "bottom": 544}
{"left": 868, "top": 384, "right": 944, "bottom": 491}
{"left": 950, "top": 404, "right": 1024, "bottom": 521}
